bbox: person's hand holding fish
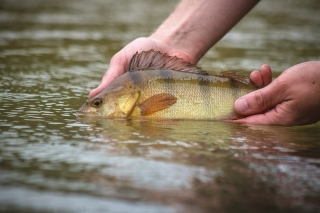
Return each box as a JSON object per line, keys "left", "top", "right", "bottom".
{"left": 89, "top": 37, "right": 195, "bottom": 99}
{"left": 234, "top": 61, "right": 320, "bottom": 126}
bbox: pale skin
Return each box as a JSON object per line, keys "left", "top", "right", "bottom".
{"left": 235, "top": 61, "right": 320, "bottom": 126}
{"left": 89, "top": 0, "right": 320, "bottom": 126}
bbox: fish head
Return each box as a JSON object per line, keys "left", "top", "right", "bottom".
{"left": 77, "top": 86, "right": 140, "bottom": 118}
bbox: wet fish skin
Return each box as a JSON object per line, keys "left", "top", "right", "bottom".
{"left": 77, "top": 50, "right": 256, "bottom": 120}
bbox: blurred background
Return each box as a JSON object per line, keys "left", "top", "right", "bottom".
{"left": 0, "top": 0, "right": 320, "bottom": 212}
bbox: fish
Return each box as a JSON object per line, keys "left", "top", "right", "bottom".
{"left": 77, "top": 50, "right": 257, "bottom": 120}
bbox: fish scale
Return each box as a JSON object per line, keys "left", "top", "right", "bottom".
{"left": 77, "top": 50, "right": 257, "bottom": 120}
{"left": 128, "top": 69, "right": 254, "bottom": 119}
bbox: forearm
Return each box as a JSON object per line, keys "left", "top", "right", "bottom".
{"left": 151, "top": 0, "right": 260, "bottom": 63}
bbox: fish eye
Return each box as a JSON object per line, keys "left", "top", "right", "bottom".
{"left": 91, "top": 98, "right": 103, "bottom": 108}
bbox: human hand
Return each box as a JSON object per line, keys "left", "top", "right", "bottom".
{"left": 234, "top": 61, "right": 320, "bottom": 126}
{"left": 88, "top": 37, "right": 196, "bottom": 98}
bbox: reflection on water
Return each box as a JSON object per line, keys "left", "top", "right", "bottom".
{"left": 1, "top": 0, "right": 320, "bottom": 212}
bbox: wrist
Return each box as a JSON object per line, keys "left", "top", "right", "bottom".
{"left": 150, "top": 0, "right": 260, "bottom": 65}
{"left": 149, "top": 32, "right": 200, "bottom": 64}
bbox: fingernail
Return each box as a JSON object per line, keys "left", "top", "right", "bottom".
{"left": 235, "top": 98, "right": 249, "bottom": 113}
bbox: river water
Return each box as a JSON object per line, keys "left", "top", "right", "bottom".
{"left": 1, "top": 0, "right": 320, "bottom": 212}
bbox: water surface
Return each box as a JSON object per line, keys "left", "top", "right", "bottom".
{"left": 1, "top": 0, "right": 320, "bottom": 212}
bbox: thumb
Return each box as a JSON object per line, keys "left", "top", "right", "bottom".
{"left": 234, "top": 82, "right": 286, "bottom": 116}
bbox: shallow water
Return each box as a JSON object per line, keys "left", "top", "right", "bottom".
{"left": 1, "top": 0, "right": 320, "bottom": 212}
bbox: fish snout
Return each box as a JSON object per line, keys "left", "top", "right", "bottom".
{"left": 76, "top": 100, "right": 99, "bottom": 116}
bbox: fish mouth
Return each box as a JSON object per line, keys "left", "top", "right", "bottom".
{"left": 76, "top": 101, "right": 99, "bottom": 117}
{"left": 75, "top": 110, "right": 99, "bottom": 117}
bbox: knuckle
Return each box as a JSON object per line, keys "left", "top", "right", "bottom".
{"left": 275, "top": 76, "right": 290, "bottom": 93}
{"left": 254, "top": 90, "right": 266, "bottom": 109}
{"left": 110, "top": 52, "right": 123, "bottom": 65}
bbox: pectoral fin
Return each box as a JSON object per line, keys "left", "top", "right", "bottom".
{"left": 138, "top": 93, "right": 177, "bottom": 116}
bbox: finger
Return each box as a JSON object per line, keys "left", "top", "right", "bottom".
{"left": 260, "top": 64, "right": 272, "bottom": 86}
{"left": 88, "top": 65, "right": 124, "bottom": 98}
{"left": 249, "top": 64, "right": 273, "bottom": 87}
{"left": 234, "top": 81, "right": 287, "bottom": 116}
{"left": 88, "top": 72, "right": 117, "bottom": 98}
{"left": 250, "top": 70, "right": 263, "bottom": 87}
{"left": 88, "top": 52, "right": 129, "bottom": 98}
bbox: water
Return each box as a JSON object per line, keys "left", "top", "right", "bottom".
{"left": 1, "top": 0, "right": 320, "bottom": 212}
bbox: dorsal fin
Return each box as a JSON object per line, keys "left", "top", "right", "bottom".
{"left": 127, "top": 49, "right": 207, "bottom": 75}
{"left": 217, "top": 70, "right": 253, "bottom": 85}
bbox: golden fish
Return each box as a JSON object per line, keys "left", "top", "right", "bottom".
{"left": 77, "top": 50, "right": 256, "bottom": 120}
